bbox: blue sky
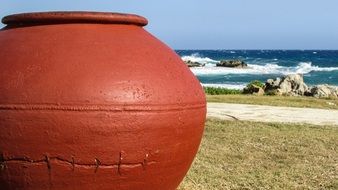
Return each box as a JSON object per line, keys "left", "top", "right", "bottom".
{"left": 1, "top": 0, "right": 338, "bottom": 49}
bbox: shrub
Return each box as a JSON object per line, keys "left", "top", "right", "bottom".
{"left": 246, "top": 80, "right": 265, "bottom": 88}
{"left": 203, "top": 86, "right": 242, "bottom": 95}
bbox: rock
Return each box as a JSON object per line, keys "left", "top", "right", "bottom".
{"left": 243, "top": 84, "right": 265, "bottom": 96}
{"left": 184, "top": 60, "right": 205, "bottom": 67}
{"left": 216, "top": 60, "right": 247, "bottom": 68}
{"left": 266, "top": 77, "right": 281, "bottom": 89}
{"left": 264, "top": 74, "right": 338, "bottom": 98}
{"left": 265, "top": 74, "right": 309, "bottom": 96}
{"left": 310, "top": 85, "right": 338, "bottom": 98}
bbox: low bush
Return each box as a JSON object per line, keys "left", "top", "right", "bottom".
{"left": 246, "top": 80, "right": 265, "bottom": 88}
{"left": 203, "top": 86, "right": 242, "bottom": 95}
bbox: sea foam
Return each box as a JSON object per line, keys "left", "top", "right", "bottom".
{"left": 201, "top": 83, "right": 246, "bottom": 90}
{"left": 182, "top": 54, "right": 338, "bottom": 75}
{"left": 181, "top": 53, "right": 218, "bottom": 64}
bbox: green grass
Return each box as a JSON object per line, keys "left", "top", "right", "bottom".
{"left": 179, "top": 119, "right": 338, "bottom": 190}
{"left": 207, "top": 94, "right": 338, "bottom": 110}
{"left": 203, "top": 87, "right": 242, "bottom": 95}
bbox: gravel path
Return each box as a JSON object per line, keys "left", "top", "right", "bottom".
{"left": 207, "top": 102, "right": 338, "bottom": 125}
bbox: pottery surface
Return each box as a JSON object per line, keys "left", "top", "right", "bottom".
{"left": 0, "top": 12, "right": 206, "bottom": 190}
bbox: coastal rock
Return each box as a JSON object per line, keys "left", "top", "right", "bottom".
{"left": 265, "top": 77, "right": 281, "bottom": 95}
{"left": 216, "top": 60, "right": 247, "bottom": 68}
{"left": 265, "top": 74, "right": 309, "bottom": 96}
{"left": 310, "top": 85, "right": 338, "bottom": 98}
{"left": 184, "top": 60, "right": 205, "bottom": 67}
{"left": 243, "top": 84, "right": 264, "bottom": 96}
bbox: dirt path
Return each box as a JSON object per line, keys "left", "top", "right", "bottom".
{"left": 207, "top": 102, "right": 338, "bottom": 125}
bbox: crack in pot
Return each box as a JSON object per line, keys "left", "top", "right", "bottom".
{"left": 1, "top": 154, "right": 156, "bottom": 175}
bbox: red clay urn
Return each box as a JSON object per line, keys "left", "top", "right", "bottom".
{"left": 0, "top": 11, "right": 206, "bottom": 190}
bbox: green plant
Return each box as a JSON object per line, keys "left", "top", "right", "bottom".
{"left": 246, "top": 80, "right": 265, "bottom": 88}
{"left": 203, "top": 86, "right": 242, "bottom": 95}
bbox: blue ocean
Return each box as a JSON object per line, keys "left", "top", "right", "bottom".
{"left": 176, "top": 50, "right": 338, "bottom": 89}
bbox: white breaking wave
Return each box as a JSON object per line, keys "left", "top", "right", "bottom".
{"left": 295, "top": 62, "right": 338, "bottom": 73}
{"left": 191, "top": 62, "right": 338, "bottom": 75}
{"left": 202, "top": 83, "right": 246, "bottom": 90}
{"left": 181, "top": 54, "right": 338, "bottom": 75}
{"left": 181, "top": 53, "right": 218, "bottom": 64}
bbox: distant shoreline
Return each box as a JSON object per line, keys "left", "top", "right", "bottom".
{"left": 201, "top": 82, "right": 338, "bottom": 90}
{"left": 177, "top": 50, "right": 338, "bottom": 88}
{"left": 175, "top": 49, "right": 338, "bottom": 51}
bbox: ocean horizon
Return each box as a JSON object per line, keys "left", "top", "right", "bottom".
{"left": 176, "top": 50, "right": 338, "bottom": 89}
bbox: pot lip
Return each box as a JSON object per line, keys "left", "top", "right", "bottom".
{"left": 2, "top": 11, "right": 148, "bottom": 27}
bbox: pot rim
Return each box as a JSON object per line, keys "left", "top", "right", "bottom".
{"left": 2, "top": 11, "right": 148, "bottom": 27}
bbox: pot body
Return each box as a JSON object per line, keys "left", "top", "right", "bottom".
{"left": 0, "top": 12, "right": 206, "bottom": 190}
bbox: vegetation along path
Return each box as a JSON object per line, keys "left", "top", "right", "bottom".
{"left": 207, "top": 102, "right": 338, "bottom": 125}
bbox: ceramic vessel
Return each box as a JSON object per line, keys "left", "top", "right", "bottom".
{"left": 0, "top": 12, "right": 206, "bottom": 190}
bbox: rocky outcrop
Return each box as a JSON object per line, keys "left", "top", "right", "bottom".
{"left": 264, "top": 78, "right": 281, "bottom": 95}
{"left": 184, "top": 60, "right": 205, "bottom": 67}
{"left": 264, "top": 74, "right": 338, "bottom": 98}
{"left": 216, "top": 60, "right": 247, "bottom": 68}
{"left": 309, "top": 85, "right": 338, "bottom": 98}
{"left": 243, "top": 84, "right": 264, "bottom": 96}
{"left": 265, "top": 74, "right": 309, "bottom": 96}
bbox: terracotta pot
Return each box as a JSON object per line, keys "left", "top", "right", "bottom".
{"left": 0, "top": 12, "right": 206, "bottom": 189}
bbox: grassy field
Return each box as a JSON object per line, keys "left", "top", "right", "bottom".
{"left": 179, "top": 119, "right": 338, "bottom": 190}
{"left": 207, "top": 94, "right": 338, "bottom": 110}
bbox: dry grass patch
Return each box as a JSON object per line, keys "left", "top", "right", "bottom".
{"left": 207, "top": 94, "right": 338, "bottom": 110}
{"left": 179, "top": 119, "right": 338, "bottom": 190}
